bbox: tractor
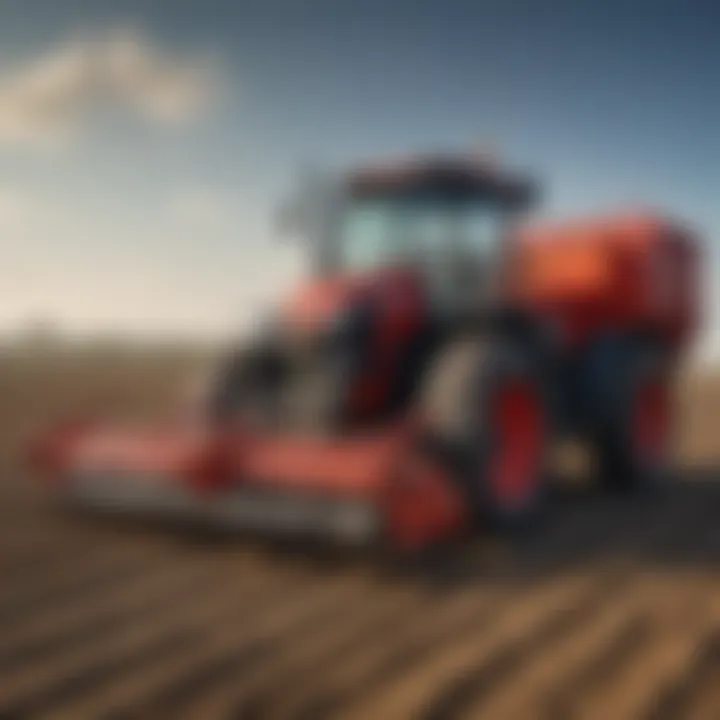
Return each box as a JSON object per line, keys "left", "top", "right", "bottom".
{"left": 32, "top": 155, "right": 700, "bottom": 550}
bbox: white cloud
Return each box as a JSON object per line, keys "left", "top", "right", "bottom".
{"left": 0, "top": 28, "right": 220, "bottom": 149}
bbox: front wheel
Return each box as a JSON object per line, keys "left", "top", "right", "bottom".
{"left": 207, "top": 344, "right": 285, "bottom": 428}
{"left": 421, "top": 337, "right": 549, "bottom": 531}
{"left": 475, "top": 376, "right": 546, "bottom": 527}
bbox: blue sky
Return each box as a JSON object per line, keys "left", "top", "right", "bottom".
{"left": 0, "top": 0, "right": 718, "bottom": 355}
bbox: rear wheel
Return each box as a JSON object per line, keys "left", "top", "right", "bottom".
{"left": 633, "top": 376, "right": 672, "bottom": 473}
{"left": 589, "top": 337, "right": 674, "bottom": 491}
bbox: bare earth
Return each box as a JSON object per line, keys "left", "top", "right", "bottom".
{"left": 1, "top": 347, "right": 720, "bottom": 720}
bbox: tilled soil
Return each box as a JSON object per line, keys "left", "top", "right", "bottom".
{"left": 4, "top": 471, "right": 720, "bottom": 720}
{"left": 2, "top": 352, "right": 720, "bottom": 719}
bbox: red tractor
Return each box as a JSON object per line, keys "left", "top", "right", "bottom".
{"left": 32, "top": 155, "right": 700, "bottom": 550}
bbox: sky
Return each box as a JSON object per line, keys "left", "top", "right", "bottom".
{"left": 0, "top": 0, "right": 718, "bottom": 355}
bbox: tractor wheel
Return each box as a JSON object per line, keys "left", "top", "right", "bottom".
{"left": 207, "top": 348, "right": 249, "bottom": 424}
{"left": 477, "top": 372, "right": 546, "bottom": 528}
{"left": 209, "top": 329, "right": 361, "bottom": 433}
{"left": 421, "top": 337, "right": 549, "bottom": 530}
{"left": 208, "top": 344, "right": 286, "bottom": 428}
{"left": 588, "top": 336, "right": 674, "bottom": 491}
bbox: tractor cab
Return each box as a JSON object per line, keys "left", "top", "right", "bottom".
{"left": 321, "top": 157, "right": 536, "bottom": 314}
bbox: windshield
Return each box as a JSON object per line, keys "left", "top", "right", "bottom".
{"left": 337, "top": 198, "right": 505, "bottom": 273}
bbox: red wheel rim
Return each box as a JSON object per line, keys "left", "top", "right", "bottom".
{"left": 488, "top": 381, "right": 544, "bottom": 511}
{"left": 634, "top": 379, "right": 670, "bottom": 466}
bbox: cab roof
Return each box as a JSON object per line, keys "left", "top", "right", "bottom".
{"left": 347, "top": 154, "right": 536, "bottom": 209}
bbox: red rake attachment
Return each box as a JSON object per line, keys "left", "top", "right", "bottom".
{"left": 30, "top": 418, "right": 467, "bottom": 550}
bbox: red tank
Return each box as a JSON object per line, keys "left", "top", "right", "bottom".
{"left": 513, "top": 212, "right": 701, "bottom": 349}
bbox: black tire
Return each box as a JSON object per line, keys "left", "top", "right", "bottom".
{"left": 587, "top": 336, "right": 674, "bottom": 492}
{"left": 420, "top": 335, "right": 549, "bottom": 530}
{"left": 208, "top": 322, "right": 362, "bottom": 433}
{"left": 207, "top": 343, "right": 286, "bottom": 427}
{"left": 206, "top": 347, "right": 252, "bottom": 424}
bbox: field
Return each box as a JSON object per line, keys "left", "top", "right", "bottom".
{"left": 2, "top": 346, "right": 720, "bottom": 719}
